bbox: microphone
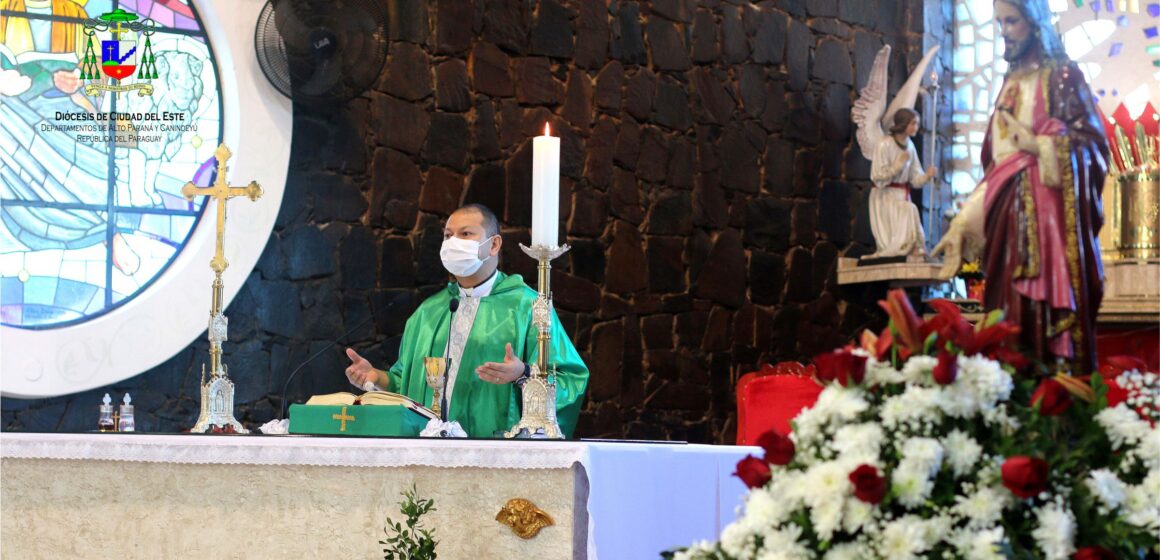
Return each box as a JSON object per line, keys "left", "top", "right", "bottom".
{"left": 440, "top": 298, "right": 459, "bottom": 421}
{"left": 278, "top": 314, "right": 374, "bottom": 420}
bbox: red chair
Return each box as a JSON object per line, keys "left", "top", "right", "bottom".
{"left": 1097, "top": 327, "right": 1159, "bottom": 372}
{"left": 736, "top": 362, "right": 824, "bottom": 445}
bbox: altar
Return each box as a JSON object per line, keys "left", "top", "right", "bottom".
{"left": 0, "top": 433, "right": 753, "bottom": 559}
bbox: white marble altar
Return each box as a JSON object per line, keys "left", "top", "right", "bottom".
{"left": 0, "top": 433, "right": 753, "bottom": 559}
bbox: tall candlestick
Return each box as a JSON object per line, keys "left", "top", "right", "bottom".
{"left": 532, "top": 123, "right": 560, "bottom": 248}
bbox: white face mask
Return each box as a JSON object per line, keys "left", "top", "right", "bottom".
{"left": 440, "top": 235, "right": 495, "bottom": 277}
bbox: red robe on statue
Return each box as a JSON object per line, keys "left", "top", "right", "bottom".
{"left": 979, "top": 60, "right": 1109, "bottom": 373}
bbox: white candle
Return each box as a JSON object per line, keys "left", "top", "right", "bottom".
{"left": 531, "top": 122, "right": 560, "bottom": 248}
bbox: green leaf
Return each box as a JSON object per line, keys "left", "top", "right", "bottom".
{"left": 922, "top": 331, "right": 938, "bottom": 355}
{"left": 979, "top": 308, "right": 1005, "bottom": 328}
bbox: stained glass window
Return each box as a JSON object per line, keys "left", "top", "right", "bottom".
{"left": 951, "top": 1, "right": 1007, "bottom": 195}
{"left": 0, "top": 0, "right": 221, "bottom": 328}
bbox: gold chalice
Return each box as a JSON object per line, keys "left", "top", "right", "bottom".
{"left": 423, "top": 357, "right": 451, "bottom": 418}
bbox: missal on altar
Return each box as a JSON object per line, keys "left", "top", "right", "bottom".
{"left": 288, "top": 392, "right": 436, "bottom": 437}
{"left": 305, "top": 391, "right": 437, "bottom": 420}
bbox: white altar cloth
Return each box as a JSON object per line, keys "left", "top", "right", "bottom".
{"left": 1, "top": 433, "right": 754, "bottom": 559}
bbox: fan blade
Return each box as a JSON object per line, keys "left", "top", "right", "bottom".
{"left": 296, "top": 56, "right": 343, "bottom": 99}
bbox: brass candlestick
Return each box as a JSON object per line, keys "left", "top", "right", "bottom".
{"left": 504, "top": 243, "right": 569, "bottom": 439}
{"left": 184, "top": 144, "right": 262, "bottom": 434}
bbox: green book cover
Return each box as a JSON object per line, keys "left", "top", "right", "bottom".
{"left": 288, "top": 403, "right": 430, "bottom": 437}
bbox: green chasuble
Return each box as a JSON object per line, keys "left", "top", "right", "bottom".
{"left": 386, "top": 272, "right": 589, "bottom": 438}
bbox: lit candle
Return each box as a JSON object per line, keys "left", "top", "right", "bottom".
{"left": 531, "top": 122, "right": 560, "bottom": 248}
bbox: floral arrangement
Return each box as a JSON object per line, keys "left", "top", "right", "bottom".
{"left": 672, "top": 290, "right": 1159, "bottom": 560}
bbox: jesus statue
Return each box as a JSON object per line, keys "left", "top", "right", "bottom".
{"left": 934, "top": 0, "right": 1110, "bottom": 373}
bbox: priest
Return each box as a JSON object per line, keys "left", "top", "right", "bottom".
{"left": 344, "top": 204, "right": 589, "bottom": 437}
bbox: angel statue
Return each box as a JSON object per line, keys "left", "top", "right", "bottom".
{"left": 851, "top": 45, "right": 941, "bottom": 260}
{"left": 932, "top": 0, "right": 1109, "bottom": 374}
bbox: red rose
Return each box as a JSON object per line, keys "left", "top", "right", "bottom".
{"left": 1001, "top": 456, "right": 1049, "bottom": 499}
{"left": 734, "top": 455, "right": 772, "bottom": 489}
{"left": 1072, "top": 546, "right": 1115, "bottom": 560}
{"left": 933, "top": 350, "right": 957, "bottom": 385}
{"left": 813, "top": 349, "right": 867, "bottom": 387}
{"left": 756, "top": 430, "right": 796, "bottom": 466}
{"left": 848, "top": 464, "right": 887, "bottom": 504}
{"left": 1032, "top": 379, "right": 1073, "bottom": 416}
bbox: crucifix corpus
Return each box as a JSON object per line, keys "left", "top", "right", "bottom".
{"left": 184, "top": 143, "right": 262, "bottom": 434}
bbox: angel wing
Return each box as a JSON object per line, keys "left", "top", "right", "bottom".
{"left": 882, "top": 45, "right": 941, "bottom": 130}
{"left": 852, "top": 46, "right": 942, "bottom": 161}
{"left": 851, "top": 45, "right": 891, "bottom": 160}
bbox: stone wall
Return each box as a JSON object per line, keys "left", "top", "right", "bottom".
{"left": 2, "top": 0, "right": 945, "bottom": 443}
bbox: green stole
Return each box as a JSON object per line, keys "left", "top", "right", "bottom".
{"left": 387, "top": 272, "right": 589, "bottom": 438}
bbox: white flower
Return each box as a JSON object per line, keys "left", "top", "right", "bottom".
{"left": 745, "top": 484, "right": 794, "bottom": 526}
{"left": 900, "top": 437, "right": 945, "bottom": 477}
{"left": 955, "top": 354, "right": 1011, "bottom": 412}
{"left": 953, "top": 485, "right": 1010, "bottom": 528}
{"left": 799, "top": 461, "right": 853, "bottom": 540}
{"left": 881, "top": 387, "right": 943, "bottom": 431}
{"left": 1137, "top": 428, "right": 1160, "bottom": 471}
{"left": 865, "top": 358, "right": 905, "bottom": 386}
{"left": 672, "top": 541, "right": 720, "bottom": 560}
{"left": 790, "top": 409, "right": 824, "bottom": 459}
{"left": 943, "top": 430, "right": 983, "bottom": 477}
{"left": 809, "top": 496, "right": 844, "bottom": 542}
{"left": 1032, "top": 501, "right": 1076, "bottom": 560}
{"left": 1085, "top": 468, "right": 1127, "bottom": 511}
{"left": 1143, "top": 469, "right": 1160, "bottom": 499}
{"left": 1122, "top": 470, "right": 1160, "bottom": 531}
{"left": 877, "top": 515, "right": 930, "bottom": 559}
{"left": 755, "top": 525, "right": 812, "bottom": 560}
{"left": 953, "top": 526, "right": 1006, "bottom": 560}
{"left": 719, "top": 517, "right": 759, "bottom": 558}
{"left": 842, "top": 497, "right": 874, "bottom": 533}
{"left": 811, "top": 386, "right": 871, "bottom": 425}
{"left": 802, "top": 460, "right": 854, "bottom": 505}
{"left": 980, "top": 405, "right": 1022, "bottom": 433}
{"left": 1095, "top": 404, "right": 1151, "bottom": 449}
{"left": 823, "top": 542, "right": 866, "bottom": 560}
{"left": 938, "top": 383, "right": 978, "bottom": 417}
{"left": 918, "top": 515, "right": 953, "bottom": 547}
{"left": 832, "top": 423, "right": 885, "bottom": 464}
{"left": 1115, "top": 369, "right": 1160, "bottom": 423}
{"left": 892, "top": 464, "right": 935, "bottom": 508}
{"left": 901, "top": 355, "right": 937, "bottom": 385}
{"left": 790, "top": 386, "right": 868, "bottom": 462}
{"left": 767, "top": 471, "right": 806, "bottom": 513}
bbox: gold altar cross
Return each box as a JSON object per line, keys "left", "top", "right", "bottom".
{"left": 181, "top": 144, "right": 263, "bottom": 274}
{"left": 332, "top": 407, "right": 356, "bottom": 432}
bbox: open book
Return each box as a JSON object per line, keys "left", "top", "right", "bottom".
{"left": 305, "top": 391, "right": 437, "bottom": 421}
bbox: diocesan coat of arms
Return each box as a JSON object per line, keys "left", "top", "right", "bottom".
{"left": 80, "top": 8, "right": 159, "bottom": 96}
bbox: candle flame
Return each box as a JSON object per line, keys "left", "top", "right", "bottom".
{"left": 544, "top": 122, "right": 551, "bottom": 136}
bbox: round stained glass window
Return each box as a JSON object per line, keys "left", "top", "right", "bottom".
{"left": 1, "top": 0, "right": 222, "bottom": 328}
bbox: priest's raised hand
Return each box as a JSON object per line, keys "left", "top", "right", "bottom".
{"left": 476, "top": 343, "right": 525, "bottom": 385}
{"left": 345, "top": 347, "right": 388, "bottom": 391}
